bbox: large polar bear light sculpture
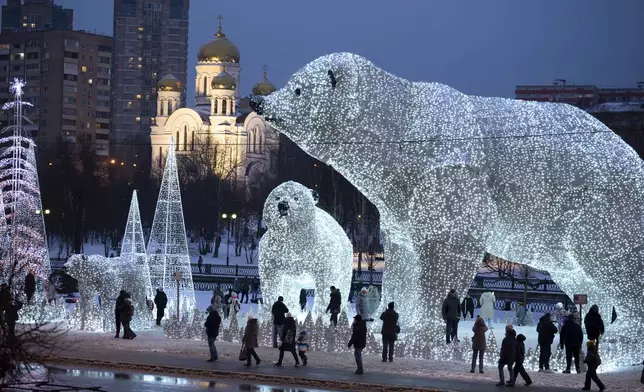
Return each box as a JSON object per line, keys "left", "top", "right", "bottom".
{"left": 65, "top": 254, "right": 153, "bottom": 331}
{"left": 252, "top": 52, "right": 644, "bottom": 363}
{"left": 258, "top": 181, "right": 353, "bottom": 318}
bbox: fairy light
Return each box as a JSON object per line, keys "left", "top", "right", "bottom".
{"left": 147, "top": 137, "right": 196, "bottom": 318}
{"left": 257, "top": 52, "right": 644, "bottom": 365}
{"left": 257, "top": 181, "right": 353, "bottom": 319}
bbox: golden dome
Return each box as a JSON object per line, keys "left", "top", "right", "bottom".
{"left": 158, "top": 72, "right": 181, "bottom": 92}
{"left": 197, "top": 15, "right": 240, "bottom": 63}
{"left": 252, "top": 64, "right": 277, "bottom": 96}
{"left": 211, "top": 68, "right": 236, "bottom": 90}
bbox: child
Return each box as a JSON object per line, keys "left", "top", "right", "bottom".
{"left": 297, "top": 330, "right": 309, "bottom": 366}
{"left": 496, "top": 324, "right": 516, "bottom": 387}
{"left": 582, "top": 340, "right": 605, "bottom": 391}
{"left": 511, "top": 334, "right": 532, "bottom": 386}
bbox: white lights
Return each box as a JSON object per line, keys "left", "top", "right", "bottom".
{"left": 147, "top": 137, "right": 196, "bottom": 318}
{"left": 258, "top": 181, "right": 353, "bottom": 318}
{"left": 258, "top": 52, "right": 644, "bottom": 366}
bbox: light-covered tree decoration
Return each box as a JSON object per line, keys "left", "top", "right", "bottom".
{"left": 120, "top": 190, "right": 154, "bottom": 330}
{"left": 147, "top": 137, "right": 196, "bottom": 318}
{"left": 256, "top": 52, "right": 644, "bottom": 365}
{"left": 528, "top": 344, "right": 541, "bottom": 371}
{"left": 484, "top": 330, "right": 499, "bottom": 367}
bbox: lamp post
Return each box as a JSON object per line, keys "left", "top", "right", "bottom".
{"left": 221, "top": 213, "right": 237, "bottom": 265}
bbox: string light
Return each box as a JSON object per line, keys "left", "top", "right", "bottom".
{"left": 147, "top": 137, "right": 196, "bottom": 318}
{"left": 256, "top": 52, "right": 644, "bottom": 366}
{"left": 258, "top": 181, "right": 353, "bottom": 318}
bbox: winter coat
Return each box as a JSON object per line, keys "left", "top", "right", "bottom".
{"left": 5, "top": 301, "right": 21, "bottom": 323}
{"left": 584, "top": 346, "right": 601, "bottom": 368}
{"left": 241, "top": 278, "right": 250, "bottom": 293}
{"left": 251, "top": 279, "right": 259, "bottom": 292}
{"left": 348, "top": 319, "right": 367, "bottom": 349}
{"left": 154, "top": 289, "right": 168, "bottom": 309}
{"left": 499, "top": 329, "right": 517, "bottom": 364}
{"left": 297, "top": 331, "right": 309, "bottom": 352}
{"left": 44, "top": 279, "right": 57, "bottom": 301}
{"left": 479, "top": 292, "right": 495, "bottom": 319}
{"left": 471, "top": 318, "right": 488, "bottom": 350}
{"left": 24, "top": 273, "right": 36, "bottom": 295}
{"left": 243, "top": 318, "right": 259, "bottom": 348}
{"left": 515, "top": 334, "right": 527, "bottom": 364}
{"left": 560, "top": 318, "right": 583, "bottom": 348}
{"left": 442, "top": 293, "right": 461, "bottom": 321}
{"left": 366, "top": 286, "right": 380, "bottom": 316}
{"left": 355, "top": 292, "right": 369, "bottom": 320}
{"left": 280, "top": 316, "right": 297, "bottom": 351}
{"left": 228, "top": 296, "right": 240, "bottom": 314}
{"left": 327, "top": 289, "right": 341, "bottom": 313}
{"left": 537, "top": 314, "right": 558, "bottom": 345}
{"left": 204, "top": 311, "right": 222, "bottom": 338}
{"left": 584, "top": 306, "right": 605, "bottom": 341}
{"left": 271, "top": 300, "right": 289, "bottom": 325}
{"left": 516, "top": 304, "right": 526, "bottom": 323}
{"left": 299, "top": 289, "right": 307, "bottom": 306}
{"left": 380, "top": 309, "right": 399, "bottom": 337}
{"left": 115, "top": 290, "right": 128, "bottom": 313}
{"left": 232, "top": 279, "right": 241, "bottom": 293}
{"left": 0, "top": 286, "right": 11, "bottom": 309}
{"left": 462, "top": 297, "right": 474, "bottom": 313}
{"left": 120, "top": 298, "right": 134, "bottom": 322}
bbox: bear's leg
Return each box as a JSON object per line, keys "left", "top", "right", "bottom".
{"left": 258, "top": 255, "right": 283, "bottom": 317}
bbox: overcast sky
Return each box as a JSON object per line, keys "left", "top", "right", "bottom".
{"left": 33, "top": 1, "right": 644, "bottom": 100}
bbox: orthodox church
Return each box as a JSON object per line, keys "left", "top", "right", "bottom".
{"left": 150, "top": 15, "right": 278, "bottom": 198}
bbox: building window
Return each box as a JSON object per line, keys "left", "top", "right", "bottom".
{"left": 191, "top": 130, "right": 195, "bottom": 151}
{"left": 222, "top": 100, "right": 227, "bottom": 114}
{"left": 183, "top": 125, "right": 187, "bottom": 151}
{"left": 159, "top": 146, "right": 162, "bottom": 167}
{"left": 203, "top": 77, "right": 207, "bottom": 95}
{"left": 175, "top": 131, "right": 179, "bottom": 151}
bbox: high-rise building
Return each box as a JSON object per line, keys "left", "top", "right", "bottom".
{"left": 1, "top": 0, "right": 74, "bottom": 34}
{"left": 111, "top": 0, "right": 189, "bottom": 165}
{"left": 0, "top": 30, "right": 112, "bottom": 160}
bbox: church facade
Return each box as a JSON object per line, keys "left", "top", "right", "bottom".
{"left": 150, "top": 16, "right": 278, "bottom": 198}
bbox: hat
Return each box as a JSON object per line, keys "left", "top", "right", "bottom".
{"left": 449, "top": 289, "right": 456, "bottom": 294}
{"left": 354, "top": 314, "right": 362, "bottom": 321}
{"left": 360, "top": 287, "right": 367, "bottom": 293}
{"left": 286, "top": 312, "right": 292, "bottom": 318}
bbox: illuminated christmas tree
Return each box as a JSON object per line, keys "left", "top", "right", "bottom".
{"left": 120, "top": 190, "right": 154, "bottom": 329}
{"left": 147, "top": 137, "right": 195, "bottom": 318}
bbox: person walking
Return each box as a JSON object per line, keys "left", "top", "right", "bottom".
{"left": 355, "top": 287, "right": 370, "bottom": 321}
{"left": 326, "top": 286, "right": 341, "bottom": 326}
{"left": 471, "top": 316, "right": 488, "bottom": 373}
{"left": 243, "top": 314, "right": 261, "bottom": 367}
{"left": 5, "top": 297, "right": 22, "bottom": 340}
{"left": 251, "top": 278, "right": 259, "bottom": 302}
{"left": 348, "top": 314, "right": 367, "bottom": 374}
{"left": 232, "top": 278, "right": 241, "bottom": 295}
{"left": 197, "top": 255, "right": 203, "bottom": 273}
{"left": 462, "top": 295, "right": 474, "bottom": 320}
{"left": 43, "top": 275, "right": 57, "bottom": 305}
{"left": 480, "top": 291, "right": 496, "bottom": 328}
{"left": 496, "top": 325, "right": 516, "bottom": 387}
{"left": 584, "top": 305, "right": 605, "bottom": 344}
{"left": 582, "top": 340, "right": 605, "bottom": 391}
{"left": 271, "top": 296, "right": 289, "bottom": 348}
{"left": 536, "top": 313, "right": 558, "bottom": 372}
{"left": 380, "top": 301, "right": 399, "bottom": 362}
{"left": 241, "top": 277, "right": 250, "bottom": 304}
{"left": 275, "top": 313, "right": 300, "bottom": 367}
{"left": 223, "top": 289, "right": 232, "bottom": 319}
{"left": 204, "top": 306, "right": 221, "bottom": 362}
{"left": 511, "top": 333, "right": 532, "bottom": 386}
{"left": 299, "top": 289, "right": 307, "bottom": 312}
{"left": 114, "top": 290, "right": 128, "bottom": 338}
{"left": 442, "top": 289, "right": 461, "bottom": 344}
{"left": 24, "top": 269, "right": 36, "bottom": 305}
{"left": 120, "top": 296, "right": 136, "bottom": 339}
{"left": 515, "top": 302, "right": 526, "bottom": 326}
{"left": 560, "top": 313, "right": 583, "bottom": 374}
{"left": 297, "top": 330, "right": 309, "bottom": 366}
{"left": 154, "top": 288, "right": 167, "bottom": 326}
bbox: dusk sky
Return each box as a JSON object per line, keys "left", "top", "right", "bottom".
{"left": 43, "top": 1, "right": 644, "bottom": 101}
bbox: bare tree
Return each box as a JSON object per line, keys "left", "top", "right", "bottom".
{"left": 482, "top": 254, "right": 551, "bottom": 305}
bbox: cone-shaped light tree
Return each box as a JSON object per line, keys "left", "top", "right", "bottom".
{"left": 147, "top": 137, "right": 195, "bottom": 318}
{"left": 120, "top": 190, "right": 155, "bottom": 329}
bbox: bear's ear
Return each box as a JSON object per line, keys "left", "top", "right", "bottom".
{"left": 310, "top": 189, "right": 319, "bottom": 205}
{"left": 327, "top": 70, "right": 337, "bottom": 89}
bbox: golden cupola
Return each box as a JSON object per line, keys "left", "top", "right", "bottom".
{"left": 252, "top": 65, "right": 277, "bottom": 96}
{"left": 157, "top": 71, "right": 181, "bottom": 92}
{"left": 211, "top": 66, "right": 236, "bottom": 90}
{"left": 197, "top": 15, "right": 240, "bottom": 63}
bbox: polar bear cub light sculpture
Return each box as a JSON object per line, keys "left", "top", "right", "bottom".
{"left": 258, "top": 181, "right": 353, "bottom": 318}
{"left": 253, "top": 52, "right": 644, "bottom": 365}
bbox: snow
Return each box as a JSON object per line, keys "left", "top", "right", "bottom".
{"left": 586, "top": 102, "right": 644, "bottom": 113}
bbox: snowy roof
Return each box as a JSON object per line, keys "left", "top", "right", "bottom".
{"left": 586, "top": 102, "right": 644, "bottom": 113}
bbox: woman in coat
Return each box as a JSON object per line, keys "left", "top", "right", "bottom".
{"left": 471, "top": 316, "right": 488, "bottom": 373}
{"left": 348, "top": 314, "right": 367, "bottom": 374}
{"left": 276, "top": 313, "right": 300, "bottom": 367}
{"left": 479, "top": 292, "right": 496, "bottom": 327}
{"left": 584, "top": 304, "right": 605, "bottom": 343}
{"left": 242, "top": 314, "right": 261, "bottom": 367}
{"left": 120, "top": 297, "right": 136, "bottom": 339}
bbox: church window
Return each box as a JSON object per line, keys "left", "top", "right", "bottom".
{"left": 222, "top": 99, "right": 227, "bottom": 114}
{"left": 191, "top": 130, "right": 195, "bottom": 151}
{"left": 247, "top": 130, "right": 251, "bottom": 152}
{"left": 183, "top": 125, "right": 188, "bottom": 151}
{"left": 158, "top": 146, "right": 162, "bottom": 167}
{"left": 167, "top": 101, "right": 172, "bottom": 116}
{"left": 252, "top": 129, "right": 257, "bottom": 153}
{"left": 203, "top": 77, "right": 207, "bottom": 95}
{"left": 258, "top": 130, "right": 263, "bottom": 153}
{"left": 214, "top": 99, "right": 218, "bottom": 114}
{"left": 175, "top": 131, "right": 179, "bottom": 151}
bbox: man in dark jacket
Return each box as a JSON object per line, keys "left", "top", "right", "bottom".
{"left": 511, "top": 334, "right": 532, "bottom": 386}
{"left": 241, "top": 277, "right": 250, "bottom": 304}
{"left": 537, "top": 313, "right": 558, "bottom": 372}
{"left": 326, "top": 286, "right": 341, "bottom": 326}
{"left": 461, "top": 295, "right": 474, "bottom": 320}
{"left": 584, "top": 304, "right": 604, "bottom": 343}
{"left": 154, "top": 288, "right": 168, "bottom": 326}
{"left": 5, "top": 298, "right": 22, "bottom": 340}
{"left": 380, "top": 301, "right": 399, "bottom": 362}
{"left": 560, "top": 314, "right": 583, "bottom": 373}
{"left": 114, "top": 290, "right": 128, "bottom": 338}
{"left": 24, "top": 269, "right": 36, "bottom": 305}
{"left": 348, "top": 314, "right": 367, "bottom": 374}
{"left": 271, "top": 296, "right": 289, "bottom": 348}
{"left": 497, "top": 326, "right": 516, "bottom": 387}
{"left": 204, "top": 307, "right": 221, "bottom": 362}
{"left": 442, "top": 289, "right": 461, "bottom": 344}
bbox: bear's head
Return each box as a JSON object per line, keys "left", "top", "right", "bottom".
{"left": 253, "top": 53, "right": 365, "bottom": 164}
{"left": 263, "top": 181, "right": 319, "bottom": 232}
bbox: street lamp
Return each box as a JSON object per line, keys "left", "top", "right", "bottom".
{"left": 221, "top": 213, "right": 237, "bottom": 265}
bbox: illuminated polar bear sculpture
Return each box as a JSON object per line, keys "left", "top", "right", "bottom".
{"left": 64, "top": 254, "right": 153, "bottom": 331}
{"left": 258, "top": 181, "right": 353, "bottom": 318}
{"left": 253, "top": 53, "right": 644, "bottom": 363}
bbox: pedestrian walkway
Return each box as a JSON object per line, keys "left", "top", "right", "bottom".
{"left": 46, "top": 346, "right": 579, "bottom": 392}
